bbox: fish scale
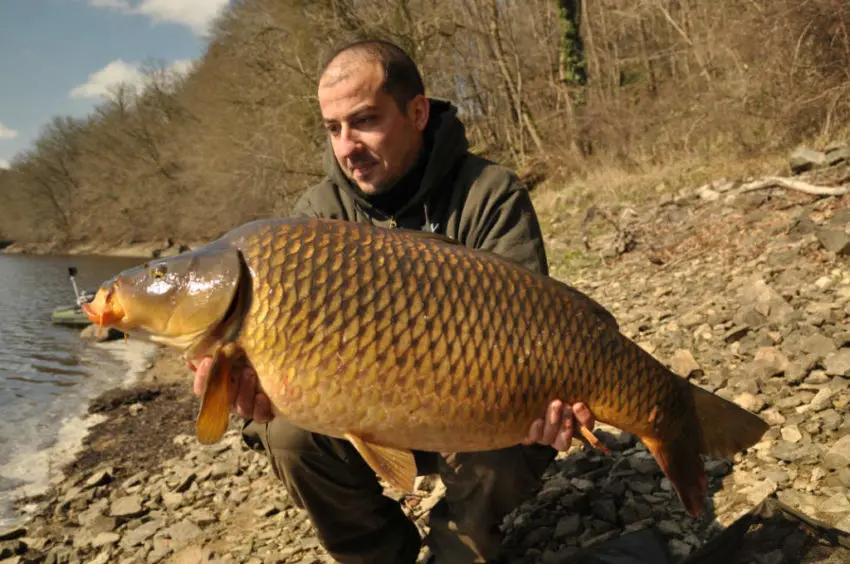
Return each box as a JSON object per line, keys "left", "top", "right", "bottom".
{"left": 236, "top": 220, "right": 660, "bottom": 451}
{"left": 82, "top": 217, "right": 769, "bottom": 516}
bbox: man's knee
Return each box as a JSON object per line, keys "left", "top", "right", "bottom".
{"left": 264, "top": 417, "right": 320, "bottom": 453}
{"left": 425, "top": 444, "right": 556, "bottom": 562}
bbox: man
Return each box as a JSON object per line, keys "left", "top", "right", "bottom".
{"left": 191, "top": 39, "right": 597, "bottom": 563}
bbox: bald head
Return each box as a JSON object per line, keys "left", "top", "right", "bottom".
{"left": 319, "top": 40, "right": 425, "bottom": 112}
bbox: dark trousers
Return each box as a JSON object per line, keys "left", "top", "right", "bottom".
{"left": 242, "top": 417, "right": 556, "bottom": 564}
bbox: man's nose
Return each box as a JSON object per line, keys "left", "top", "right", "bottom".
{"left": 336, "top": 125, "right": 360, "bottom": 159}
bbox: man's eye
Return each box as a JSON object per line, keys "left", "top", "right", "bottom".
{"left": 326, "top": 124, "right": 340, "bottom": 135}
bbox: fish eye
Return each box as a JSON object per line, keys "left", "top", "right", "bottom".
{"left": 151, "top": 265, "right": 168, "bottom": 279}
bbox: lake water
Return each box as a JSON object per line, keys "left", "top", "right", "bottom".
{"left": 0, "top": 253, "right": 160, "bottom": 527}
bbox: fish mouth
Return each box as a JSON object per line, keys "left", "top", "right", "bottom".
{"left": 81, "top": 284, "right": 125, "bottom": 329}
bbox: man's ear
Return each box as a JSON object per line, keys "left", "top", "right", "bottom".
{"left": 408, "top": 95, "right": 429, "bottom": 132}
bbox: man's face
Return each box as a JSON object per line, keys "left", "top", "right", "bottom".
{"left": 318, "top": 61, "right": 428, "bottom": 195}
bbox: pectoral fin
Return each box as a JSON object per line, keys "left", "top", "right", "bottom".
{"left": 345, "top": 433, "right": 416, "bottom": 493}
{"left": 196, "top": 343, "right": 240, "bottom": 444}
{"left": 579, "top": 426, "right": 610, "bottom": 455}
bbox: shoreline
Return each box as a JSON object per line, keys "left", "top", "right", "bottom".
{"left": 9, "top": 344, "right": 193, "bottom": 512}
{"left": 1, "top": 239, "right": 209, "bottom": 260}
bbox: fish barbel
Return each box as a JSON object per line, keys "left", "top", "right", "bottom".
{"left": 82, "top": 217, "right": 769, "bottom": 517}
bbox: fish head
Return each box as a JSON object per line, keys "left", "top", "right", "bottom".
{"left": 82, "top": 246, "right": 243, "bottom": 350}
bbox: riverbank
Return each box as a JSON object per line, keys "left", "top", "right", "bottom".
{"left": 0, "top": 239, "right": 203, "bottom": 260}
{"left": 2, "top": 163, "right": 850, "bottom": 563}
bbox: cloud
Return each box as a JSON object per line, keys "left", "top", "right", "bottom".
{"left": 69, "top": 58, "right": 193, "bottom": 100}
{"left": 89, "top": 0, "right": 231, "bottom": 35}
{"left": 0, "top": 159, "right": 9, "bottom": 170}
{"left": 69, "top": 60, "right": 145, "bottom": 99}
{"left": 0, "top": 121, "right": 19, "bottom": 140}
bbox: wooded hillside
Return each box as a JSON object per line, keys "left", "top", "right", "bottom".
{"left": 2, "top": 0, "right": 849, "bottom": 248}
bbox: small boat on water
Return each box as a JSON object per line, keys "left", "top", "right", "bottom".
{"left": 51, "top": 267, "right": 97, "bottom": 327}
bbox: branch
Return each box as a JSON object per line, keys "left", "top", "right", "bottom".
{"left": 739, "top": 176, "right": 850, "bottom": 197}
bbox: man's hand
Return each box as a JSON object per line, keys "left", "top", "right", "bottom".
{"left": 188, "top": 357, "right": 275, "bottom": 423}
{"left": 523, "top": 400, "right": 595, "bottom": 452}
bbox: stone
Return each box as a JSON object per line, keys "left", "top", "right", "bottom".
{"left": 591, "top": 498, "right": 618, "bottom": 523}
{"left": 753, "top": 346, "right": 790, "bottom": 378}
{"left": 825, "top": 140, "right": 848, "bottom": 152}
{"left": 738, "top": 278, "right": 795, "bottom": 324}
{"left": 210, "top": 460, "right": 239, "bottom": 479}
{"left": 824, "top": 435, "right": 850, "bottom": 469}
{"left": 253, "top": 504, "right": 281, "bottom": 518}
{"left": 771, "top": 441, "right": 806, "bottom": 462}
{"left": 173, "top": 470, "right": 196, "bottom": 493}
{"left": 819, "top": 493, "right": 850, "bottom": 513}
{"left": 168, "top": 546, "right": 215, "bottom": 564}
{"left": 658, "top": 519, "right": 682, "bottom": 536}
{"left": 802, "top": 333, "right": 838, "bottom": 360}
{"left": 0, "top": 528, "right": 26, "bottom": 542}
{"left": 781, "top": 426, "right": 802, "bottom": 443}
{"left": 723, "top": 325, "right": 750, "bottom": 343}
{"left": 742, "top": 479, "right": 778, "bottom": 505}
{"left": 805, "top": 370, "right": 830, "bottom": 385}
{"left": 809, "top": 388, "right": 835, "bottom": 411}
{"left": 91, "top": 532, "right": 120, "bottom": 548}
{"left": 84, "top": 469, "right": 113, "bottom": 488}
{"left": 161, "top": 492, "right": 184, "bottom": 509}
{"left": 554, "top": 514, "right": 581, "bottom": 538}
{"left": 190, "top": 508, "right": 217, "bottom": 527}
{"left": 88, "top": 515, "right": 118, "bottom": 535}
{"left": 163, "top": 519, "right": 203, "bottom": 549}
{"left": 110, "top": 495, "right": 144, "bottom": 519}
{"left": 705, "top": 458, "right": 732, "bottom": 477}
{"left": 824, "top": 350, "right": 850, "bottom": 377}
{"left": 120, "top": 520, "right": 161, "bottom": 549}
{"left": 826, "top": 146, "right": 850, "bottom": 166}
{"left": 789, "top": 147, "right": 826, "bottom": 173}
{"left": 122, "top": 471, "right": 148, "bottom": 490}
{"left": 734, "top": 307, "right": 767, "bottom": 328}
{"left": 762, "top": 469, "right": 791, "bottom": 486}
{"left": 670, "top": 349, "right": 701, "bottom": 378}
{"left": 819, "top": 410, "right": 842, "bottom": 431}
{"left": 735, "top": 392, "right": 766, "bottom": 413}
{"left": 815, "top": 228, "right": 850, "bottom": 256}
{"left": 697, "top": 185, "right": 721, "bottom": 201}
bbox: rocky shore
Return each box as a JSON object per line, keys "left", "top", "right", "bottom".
{"left": 2, "top": 161, "right": 850, "bottom": 564}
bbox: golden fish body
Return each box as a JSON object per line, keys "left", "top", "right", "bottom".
{"left": 237, "top": 220, "right": 668, "bottom": 451}
{"left": 83, "top": 217, "right": 769, "bottom": 516}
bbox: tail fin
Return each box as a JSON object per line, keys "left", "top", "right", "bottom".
{"left": 643, "top": 425, "right": 709, "bottom": 517}
{"left": 642, "top": 383, "right": 769, "bottom": 517}
{"left": 690, "top": 384, "right": 770, "bottom": 457}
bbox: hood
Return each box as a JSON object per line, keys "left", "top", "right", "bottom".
{"left": 322, "top": 98, "right": 469, "bottom": 219}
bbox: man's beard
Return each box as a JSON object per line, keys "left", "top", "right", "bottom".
{"left": 346, "top": 165, "right": 402, "bottom": 196}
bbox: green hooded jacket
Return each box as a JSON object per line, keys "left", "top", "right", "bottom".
{"left": 291, "top": 99, "right": 549, "bottom": 276}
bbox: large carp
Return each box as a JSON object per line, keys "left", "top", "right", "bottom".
{"left": 82, "top": 217, "right": 768, "bottom": 517}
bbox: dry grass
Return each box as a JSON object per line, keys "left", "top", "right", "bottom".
{"left": 1, "top": 0, "right": 849, "bottom": 247}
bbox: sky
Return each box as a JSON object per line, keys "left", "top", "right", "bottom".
{"left": 0, "top": 0, "right": 232, "bottom": 169}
